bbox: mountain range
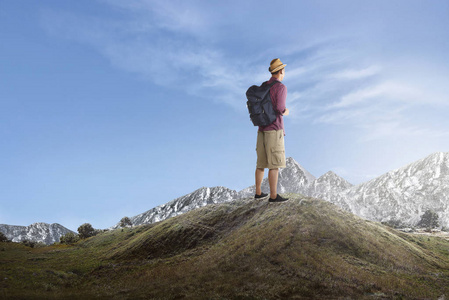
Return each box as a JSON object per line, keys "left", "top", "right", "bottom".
{"left": 113, "top": 152, "right": 449, "bottom": 229}
{"left": 111, "top": 186, "right": 238, "bottom": 229}
{"left": 0, "top": 222, "right": 74, "bottom": 245}
{"left": 2, "top": 151, "right": 449, "bottom": 244}
{"left": 331, "top": 152, "right": 449, "bottom": 227}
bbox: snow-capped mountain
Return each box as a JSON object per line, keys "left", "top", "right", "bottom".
{"left": 115, "top": 157, "right": 349, "bottom": 228}
{"left": 117, "top": 157, "right": 325, "bottom": 227}
{"left": 113, "top": 186, "right": 237, "bottom": 228}
{"left": 0, "top": 223, "right": 74, "bottom": 245}
{"left": 109, "top": 152, "right": 449, "bottom": 230}
{"left": 333, "top": 152, "right": 449, "bottom": 227}
{"left": 308, "top": 171, "right": 353, "bottom": 201}
{"left": 8, "top": 152, "right": 449, "bottom": 243}
{"left": 238, "top": 157, "right": 316, "bottom": 198}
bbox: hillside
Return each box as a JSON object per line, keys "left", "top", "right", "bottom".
{"left": 2, "top": 194, "right": 449, "bottom": 299}
{"left": 6, "top": 152, "right": 449, "bottom": 245}
{"left": 110, "top": 152, "right": 449, "bottom": 232}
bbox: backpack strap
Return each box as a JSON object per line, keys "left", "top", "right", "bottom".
{"left": 264, "top": 80, "right": 281, "bottom": 103}
{"left": 262, "top": 80, "right": 280, "bottom": 88}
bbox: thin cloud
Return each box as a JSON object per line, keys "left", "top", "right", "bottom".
{"left": 327, "top": 81, "right": 418, "bottom": 109}
{"left": 102, "top": 0, "right": 208, "bottom": 35}
{"left": 40, "top": 4, "right": 248, "bottom": 109}
{"left": 282, "top": 43, "right": 449, "bottom": 143}
{"left": 329, "top": 65, "right": 382, "bottom": 80}
{"left": 40, "top": 1, "right": 449, "bottom": 141}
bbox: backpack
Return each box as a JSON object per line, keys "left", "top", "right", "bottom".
{"left": 246, "top": 81, "right": 279, "bottom": 127}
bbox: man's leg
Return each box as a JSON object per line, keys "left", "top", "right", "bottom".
{"left": 255, "top": 168, "right": 265, "bottom": 195}
{"left": 268, "top": 168, "right": 279, "bottom": 199}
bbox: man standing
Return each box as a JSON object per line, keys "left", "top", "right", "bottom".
{"left": 255, "top": 58, "right": 289, "bottom": 203}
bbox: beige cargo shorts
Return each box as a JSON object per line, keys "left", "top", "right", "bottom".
{"left": 256, "top": 129, "right": 286, "bottom": 169}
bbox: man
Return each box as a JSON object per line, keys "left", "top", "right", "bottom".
{"left": 255, "top": 58, "right": 289, "bottom": 203}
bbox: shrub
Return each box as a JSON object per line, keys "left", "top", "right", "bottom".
{"left": 21, "top": 240, "right": 46, "bottom": 248}
{"left": 78, "top": 223, "right": 97, "bottom": 239}
{"left": 59, "top": 232, "right": 80, "bottom": 244}
{"left": 0, "top": 231, "right": 9, "bottom": 242}
{"left": 417, "top": 210, "right": 439, "bottom": 230}
{"left": 382, "top": 219, "right": 406, "bottom": 229}
{"left": 120, "top": 217, "right": 133, "bottom": 228}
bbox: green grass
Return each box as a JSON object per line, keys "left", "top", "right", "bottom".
{"left": 1, "top": 194, "right": 449, "bottom": 299}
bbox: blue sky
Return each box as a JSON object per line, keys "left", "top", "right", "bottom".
{"left": 1, "top": 0, "right": 449, "bottom": 231}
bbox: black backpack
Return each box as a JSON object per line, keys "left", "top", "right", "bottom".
{"left": 246, "top": 81, "right": 279, "bottom": 126}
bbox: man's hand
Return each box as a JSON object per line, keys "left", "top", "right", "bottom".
{"left": 283, "top": 108, "right": 289, "bottom": 116}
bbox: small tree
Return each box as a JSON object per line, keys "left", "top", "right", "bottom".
{"left": 78, "top": 223, "right": 96, "bottom": 239}
{"left": 382, "top": 219, "right": 406, "bottom": 229}
{"left": 59, "top": 232, "right": 79, "bottom": 244}
{"left": 120, "top": 217, "right": 132, "bottom": 228}
{"left": 417, "top": 210, "right": 439, "bottom": 230}
{"left": 21, "top": 240, "right": 45, "bottom": 248}
{"left": 0, "top": 231, "right": 9, "bottom": 242}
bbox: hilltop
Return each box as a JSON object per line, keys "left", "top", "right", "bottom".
{"left": 1, "top": 194, "right": 449, "bottom": 299}
{"left": 5, "top": 152, "right": 449, "bottom": 245}
{"left": 116, "top": 152, "right": 449, "bottom": 232}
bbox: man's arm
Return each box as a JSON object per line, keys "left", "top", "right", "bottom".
{"left": 282, "top": 108, "right": 289, "bottom": 116}
{"left": 274, "top": 84, "right": 287, "bottom": 115}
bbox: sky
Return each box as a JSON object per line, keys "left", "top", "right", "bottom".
{"left": 1, "top": 0, "right": 449, "bottom": 231}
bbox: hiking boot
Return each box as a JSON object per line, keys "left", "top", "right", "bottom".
{"left": 268, "top": 194, "right": 289, "bottom": 203}
{"left": 255, "top": 192, "right": 268, "bottom": 199}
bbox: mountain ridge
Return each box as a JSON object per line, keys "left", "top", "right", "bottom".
{"left": 333, "top": 151, "right": 449, "bottom": 227}
{"left": 0, "top": 222, "right": 74, "bottom": 245}
{"left": 4, "top": 151, "right": 449, "bottom": 243}
{"left": 115, "top": 152, "right": 449, "bottom": 229}
{"left": 111, "top": 186, "right": 238, "bottom": 229}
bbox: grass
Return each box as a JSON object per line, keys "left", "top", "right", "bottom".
{"left": 1, "top": 194, "right": 449, "bottom": 299}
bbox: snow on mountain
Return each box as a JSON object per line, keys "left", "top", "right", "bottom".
{"left": 8, "top": 152, "right": 449, "bottom": 242}
{"left": 238, "top": 157, "right": 315, "bottom": 198}
{"left": 308, "top": 171, "right": 353, "bottom": 203}
{"left": 0, "top": 223, "right": 74, "bottom": 245}
{"left": 112, "top": 152, "right": 449, "bottom": 230}
{"left": 114, "top": 157, "right": 343, "bottom": 228}
{"left": 116, "top": 158, "right": 315, "bottom": 228}
{"left": 113, "top": 186, "right": 237, "bottom": 228}
{"left": 333, "top": 152, "right": 449, "bottom": 227}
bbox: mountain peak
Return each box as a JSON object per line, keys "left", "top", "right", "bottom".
{"left": 113, "top": 186, "right": 238, "bottom": 228}
{"left": 0, "top": 222, "right": 74, "bottom": 245}
{"left": 237, "top": 157, "right": 316, "bottom": 198}
{"left": 285, "top": 157, "right": 316, "bottom": 183}
{"left": 335, "top": 151, "right": 449, "bottom": 227}
{"left": 308, "top": 170, "right": 353, "bottom": 201}
{"left": 110, "top": 151, "right": 449, "bottom": 233}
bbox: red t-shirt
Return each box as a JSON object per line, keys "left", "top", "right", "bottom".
{"left": 258, "top": 77, "right": 287, "bottom": 134}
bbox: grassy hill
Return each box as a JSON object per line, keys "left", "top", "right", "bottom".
{"left": 1, "top": 194, "right": 449, "bottom": 299}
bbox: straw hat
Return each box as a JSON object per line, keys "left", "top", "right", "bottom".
{"left": 269, "top": 58, "right": 287, "bottom": 73}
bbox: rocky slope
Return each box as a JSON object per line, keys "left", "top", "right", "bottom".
{"left": 0, "top": 222, "right": 74, "bottom": 245}
{"left": 308, "top": 171, "right": 353, "bottom": 200}
{"left": 112, "top": 186, "right": 238, "bottom": 228}
{"left": 116, "top": 157, "right": 318, "bottom": 228}
{"left": 237, "top": 157, "right": 316, "bottom": 198}
{"left": 332, "top": 152, "right": 449, "bottom": 227}
{"left": 6, "top": 152, "right": 449, "bottom": 243}
{"left": 116, "top": 152, "right": 449, "bottom": 229}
